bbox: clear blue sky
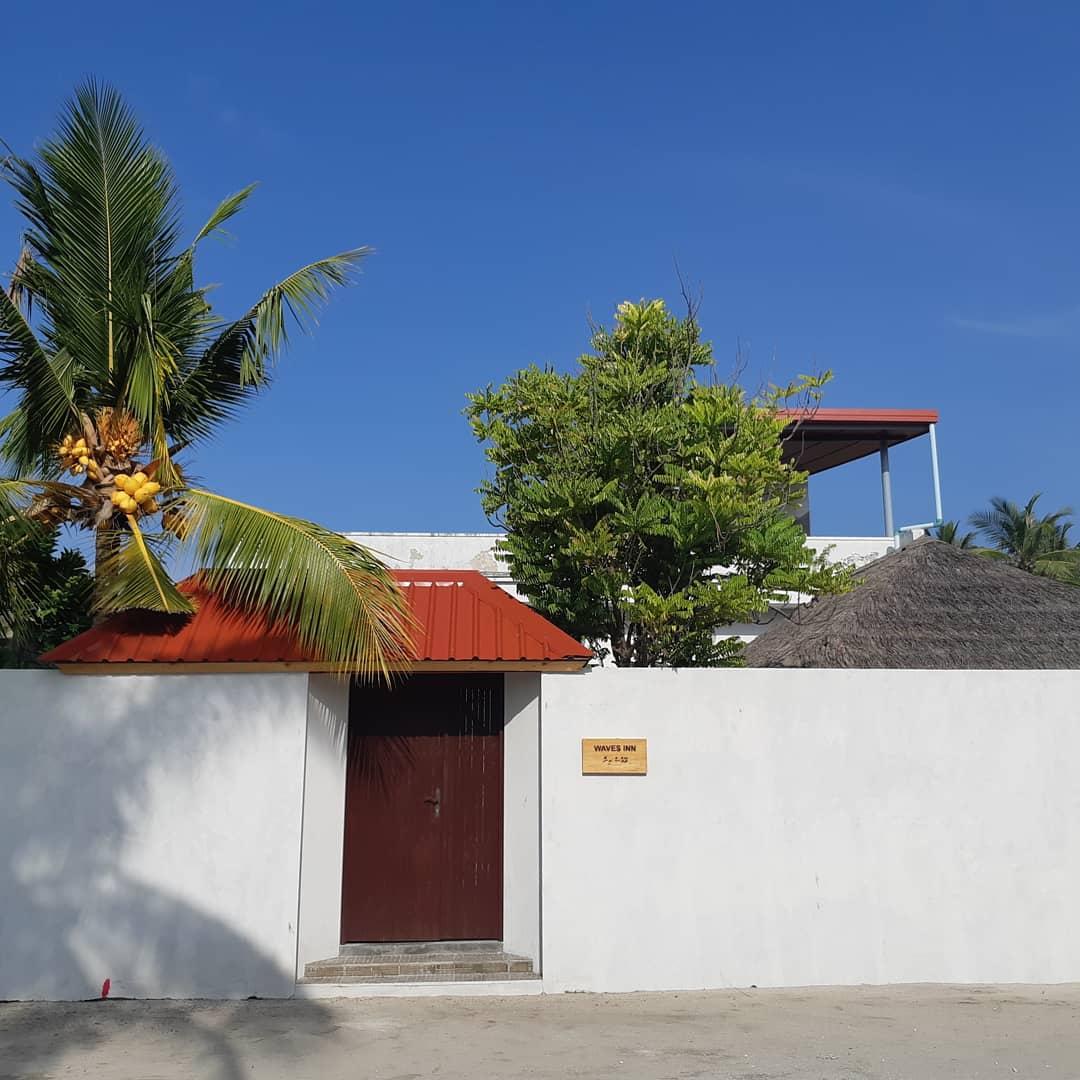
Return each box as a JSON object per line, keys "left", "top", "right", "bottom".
{"left": 3, "top": 1, "right": 1077, "bottom": 537}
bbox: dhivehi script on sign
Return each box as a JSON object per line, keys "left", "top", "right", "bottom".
{"left": 581, "top": 739, "right": 647, "bottom": 775}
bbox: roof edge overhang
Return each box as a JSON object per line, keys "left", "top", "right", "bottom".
{"left": 777, "top": 407, "right": 940, "bottom": 476}
{"left": 778, "top": 407, "right": 940, "bottom": 425}
{"left": 51, "top": 658, "right": 590, "bottom": 676}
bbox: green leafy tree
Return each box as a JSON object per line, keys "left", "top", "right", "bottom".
{"left": 933, "top": 520, "right": 976, "bottom": 548}
{"left": 0, "top": 82, "right": 413, "bottom": 675}
{"left": 466, "top": 299, "right": 849, "bottom": 666}
{"left": 0, "top": 517, "right": 93, "bottom": 667}
{"left": 969, "top": 493, "right": 1080, "bottom": 582}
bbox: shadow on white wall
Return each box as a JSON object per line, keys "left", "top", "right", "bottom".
{"left": 0, "top": 671, "right": 332, "bottom": 1077}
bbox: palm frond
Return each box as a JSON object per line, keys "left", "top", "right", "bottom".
{"left": 933, "top": 520, "right": 976, "bottom": 548}
{"left": 1, "top": 154, "right": 57, "bottom": 267}
{"left": 5, "top": 79, "right": 184, "bottom": 436}
{"left": 0, "top": 286, "right": 81, "bottom": 470}
{"left": 0, "top": 475, "right": 93, "bottom": 516}
{"left": 94, "top": 518, "right": 194, "bottom": 615}
{"left": 7, "top": 244, "right": 35, "bottom": 316}
{"left": 225, "top": 249, "right": 371, "bottom": 386}
{"left": 164, "top": 248, "right": 370, "bottom": 444}
{"left": 0, "top": 506, "right": 45, "bottom": 642}
{"left": 969, "top": 499, "right": 1019, "bottom": 550}
{"left": 191, "top": 183, "right": 258, "bottom": 246}
{"left": 0, "top": 481, "right": 87, "bottom": 639}
{"left": 174, "top": 488, "right": 415, "bottom": 678}
{"left": 0, "top": 479, "right": 60, "bottom": 641}
{"left": 1033, "top": 547, "right": 1080, "bottom": 583}
{"left": 0, "top": 522, "right": 93, "bottom": 662}
{"left": 969, "top": 493, "right": 1077, "bottom": 574}
{"left": 0, "top": 478, "right": 36, "bottom": 537}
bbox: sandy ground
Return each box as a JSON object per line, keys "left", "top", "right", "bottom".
{"left": 2, "top": 984, "right": 1080, "bottom": 1079}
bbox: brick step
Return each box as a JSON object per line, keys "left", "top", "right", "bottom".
{"left": 339, "top": 939, "right": 502, "bottom": 957}
{"left": 303, "top": 943, "right": 535, "bottom": 983}
{"left": 300, "top": 970, "right": 540, "bottom": 986}
{"left": 321, "top": 946, "right": 524, "bottom": 963}
{"left": 304, "top": 956, "right": 533, "bottom": 980}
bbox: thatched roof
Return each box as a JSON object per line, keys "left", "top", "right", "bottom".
{"left": 745, "top": 537, "right": 1080, "bottom": 669}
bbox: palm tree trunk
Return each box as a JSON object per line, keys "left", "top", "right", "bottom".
{"left": 93, "top": 526, "right": 121, "bottom": 623}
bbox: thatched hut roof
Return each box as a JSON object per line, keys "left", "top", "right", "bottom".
{"left": 744, "top": 537, "right": 1080, "bottom": 669}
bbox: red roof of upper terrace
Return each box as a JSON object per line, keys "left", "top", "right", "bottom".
{"left": 41, "top": 570, "right": 592, "bottom": 671}
{"left": 778, "top": 407, "right": 939, "bottom": 474}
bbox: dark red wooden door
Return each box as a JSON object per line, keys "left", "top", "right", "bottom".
{"left": 341, "top": 674, "right": 504, "bottom": 942}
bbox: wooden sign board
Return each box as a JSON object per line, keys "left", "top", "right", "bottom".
{"left": 581, "top": 738, "right": 647, "bottom": 775}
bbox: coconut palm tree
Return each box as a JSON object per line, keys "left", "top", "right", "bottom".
{"left": 933, "top": 520, "right": 976, "bottom": 548}
{"left": 968, "top": 493, "right": 1080, "bottom": 583}
{"left": 0, "top": 82, "right": 414, "bottom": 676}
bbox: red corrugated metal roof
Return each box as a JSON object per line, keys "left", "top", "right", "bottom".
{"left": 40, "top": 570, "right": 592, "bottom": 669}
{"left": 397, "top": 572, "right": 590, "bottom": 663}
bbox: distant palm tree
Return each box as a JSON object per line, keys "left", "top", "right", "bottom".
{"left": 933, "top": 520, "right": 976, "bottom": 548}
{"left": 968, "top": 494, "right": 1080, "bottom": 582}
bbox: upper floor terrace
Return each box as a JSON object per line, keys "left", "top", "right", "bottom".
{"left": 346, "top": 407, "right": 943, "bottom": 585}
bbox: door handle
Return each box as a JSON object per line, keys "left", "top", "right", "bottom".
{"left": 424, "top": 786, "right": 441, "bottom": 818}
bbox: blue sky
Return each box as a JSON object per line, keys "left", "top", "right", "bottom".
{"left": 3, "top": 1, "right": 1077, "bottom": 537}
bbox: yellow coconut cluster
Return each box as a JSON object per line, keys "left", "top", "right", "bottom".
{"left": 110, "top": 472, "right": 161, "bottom": 515}
{"left": 58, "top": 434, "right": 101, "bottom": 479}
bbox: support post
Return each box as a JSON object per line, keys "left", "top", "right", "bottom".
{"left": 929, "top": 422, "right": 943, "bottom": 523}
{"left": 880, "top": 441, "right": 895, "bottom": 538}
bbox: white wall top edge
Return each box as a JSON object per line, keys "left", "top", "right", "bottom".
{"left": 343, "top": 531, "right": 505, "bottom": 539}
{"left": 342, "top": 531, "right": 895, "bottom": 543}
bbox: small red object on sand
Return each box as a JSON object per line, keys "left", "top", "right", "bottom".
{"left": 101, "top": 978, "right": 111, "bottom": 999}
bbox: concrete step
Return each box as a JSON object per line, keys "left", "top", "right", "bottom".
{"left": 303, "top": 942, "right": 536, "bottom": 984}
{"left": 338, "top": 939, "right": 502, "bottom": 957}
{"left": 318, "top": 951, "right": 521, "bottom": 966}
{"left": 304, "top": 958, "right": 534, "bottom": 979}
{"left": 300, "top": 970, "right": 541, "bottom": 985}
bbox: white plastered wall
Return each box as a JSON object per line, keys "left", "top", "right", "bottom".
{"left": 296, "top": 674, "right": 349, "bottom": 974}
{"left": 503, "top": 673, "right": 542, "bottom": 963}
{"left": 20, "top": 662, "right": 1069, "bottom": 1000}
{"left": 539, "top": 667, "right": 1080, "bottom": 993}
{"left": 0, "top": 670, "right": 309, "bottom": 1000}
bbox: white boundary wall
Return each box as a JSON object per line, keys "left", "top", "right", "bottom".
{"left": 5, "top": 666, "right": 1080, "bottom": 999}
{"left": 539, "top": 668, "right": 1080, "bottom": 992}
{"left": 0, "top": 671, "right": 309, "bottom": 1000}
{"left": 296, "top": 675, "right": 349, "bottom": 975}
